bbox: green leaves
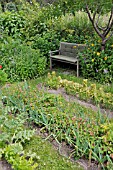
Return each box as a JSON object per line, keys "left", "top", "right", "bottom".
{"left": 0, "top": 69, "right": 7, "bottom": 85}
{"left": 4, "top": 143, "right": 38, "bottom": 170}
{"left": 0, "top": 11, "right": 26, "bottom": 37}
{"left": 12, "top": 129, "right": 35, "bottom": 143}
{"left": 0, "top": 40, "right": 47, "bottom": 82}
{"left": 79, "top": 40, "right": 113, "bottom": 83}
{"left": 0, "top": 105, "right": 37, "bottom": 170}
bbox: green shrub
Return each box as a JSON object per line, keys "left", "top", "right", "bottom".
{"left": 31, "top": 30, "right": 60, "bottom": 59}
{"left": 0, "top": 40, "right": 47, "bottom": 82}
{"left": 24, "top": 10, "right": 95, "bottom": 56}
{"left": 79, "top": 40, "right": 113, "bottom": 83}
{"left": 22, "top": 3, "right": 49, "bottom": 38}
{"left": 47, "top": 12, "right": 94, "bottom": 41}
{"left": 0, "top": 11, "right": 26, "bottom": 38}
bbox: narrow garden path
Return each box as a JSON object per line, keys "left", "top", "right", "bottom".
{"left": 37, "top": 84, "right": 113, "bottom": 119}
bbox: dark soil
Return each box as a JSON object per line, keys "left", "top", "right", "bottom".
{"left": 0, "top": 160, "right": 12, "bottom": 170}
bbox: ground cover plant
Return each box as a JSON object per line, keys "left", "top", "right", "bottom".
{"left": 0, "top": 39, "right": 46, "bottom": 82}
{"left": 1, "top": 77, "right": 113, "bottom": 170}
{"left": 54, "top": 68, "right": 113, "bottom": 95}
{"left": 46, "top": 71, "right": 113, "bottom": 110}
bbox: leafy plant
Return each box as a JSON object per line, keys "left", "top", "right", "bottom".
{"left": 0, "top": 11, "right": 26, "bottom": 38}
{"left": 46, "top": 72, "right": 113, "bottom": 109}
{"left": 0, "top": 40, "right": 47, "bottom": 82}
{"left": 79, "top": 40, "right": 113, "bottom": 83}
{"left": 30, "top": 30, "right": 60, "bottom": 60}
{"left": 0, "top": 65, "right": 7, "bottom": 85}
{"left": 0, "top": 104, "right": 37, "bottom": 170}
{"left": 4, "top": 143, "right": 38, "bottom": 170}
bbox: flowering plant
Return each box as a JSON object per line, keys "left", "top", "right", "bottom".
{"left": 0, "top": 65, "right": 7, "bottom": 85}
{"left": 79, "top": 40, "right": 113, "bottom": 83}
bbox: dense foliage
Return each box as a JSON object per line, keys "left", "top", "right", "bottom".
{"left": 0, "top": 65, "right": 7, "bottom": 85}
{"left": 79, "top": 40, "right": 113, "bottom": 83}
{"left": 0, "top": 40, "right": 46, "bottom": 82}
{"left": 0, "top": 11, "right": 26, "bottom": 38}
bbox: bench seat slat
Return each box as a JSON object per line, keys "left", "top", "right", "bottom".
{"left": 51, "top": 55, "right": 78, "bottom": 63}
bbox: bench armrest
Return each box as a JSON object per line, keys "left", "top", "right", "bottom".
{"left": 50, "top": 50, "right": 60, "bottom": 56}
{"left": 76, "top": 55, "right": 79, "bottom": 59}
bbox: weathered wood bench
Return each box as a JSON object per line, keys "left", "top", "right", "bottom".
{"left": 50, "top": 42, "right": 86, "bottom": 77}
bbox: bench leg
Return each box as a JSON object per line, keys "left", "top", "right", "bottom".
{"left": 50, "top": 57, "right": 52, "bottom": 70}
{"left": 77, "top": 60, "right": 79, "bottom": 77}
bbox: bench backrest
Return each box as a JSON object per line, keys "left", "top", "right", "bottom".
{"left": 59, "top": 42, "right": 86, "bottom": 58}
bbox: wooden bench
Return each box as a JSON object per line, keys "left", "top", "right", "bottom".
{"left": 50, "top": 42, "right": 86, "bottom": 77}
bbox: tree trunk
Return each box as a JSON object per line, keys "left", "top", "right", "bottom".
{"left": 101, "top": 39, "right": 106, "bottom": 51}
{"left": 1, "top": 2, "right": 5, "bottom": 12}
{"left": 86, "top": 4, "right": 113, "bottom": 52}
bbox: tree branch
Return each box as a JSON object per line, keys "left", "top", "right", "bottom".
{"left": 104, "top": 6, "right": 113, "bottom": 36}
{"left": 95, "top": 8, "right": 107, "bottom": 32}
{"left": 96, "top": 25, "right": 107, "bottom": 31}
{"left": 107, "top": 7, "right": 113, "bottom": 29}
{"left": 105, "top": 31, "right": 113, "bottom": 43}
{"left": 104, "top": 19, "right": 113, "bottom": 37}
{"left": 86, "top": 5, "right": 103, "bottom": 38}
